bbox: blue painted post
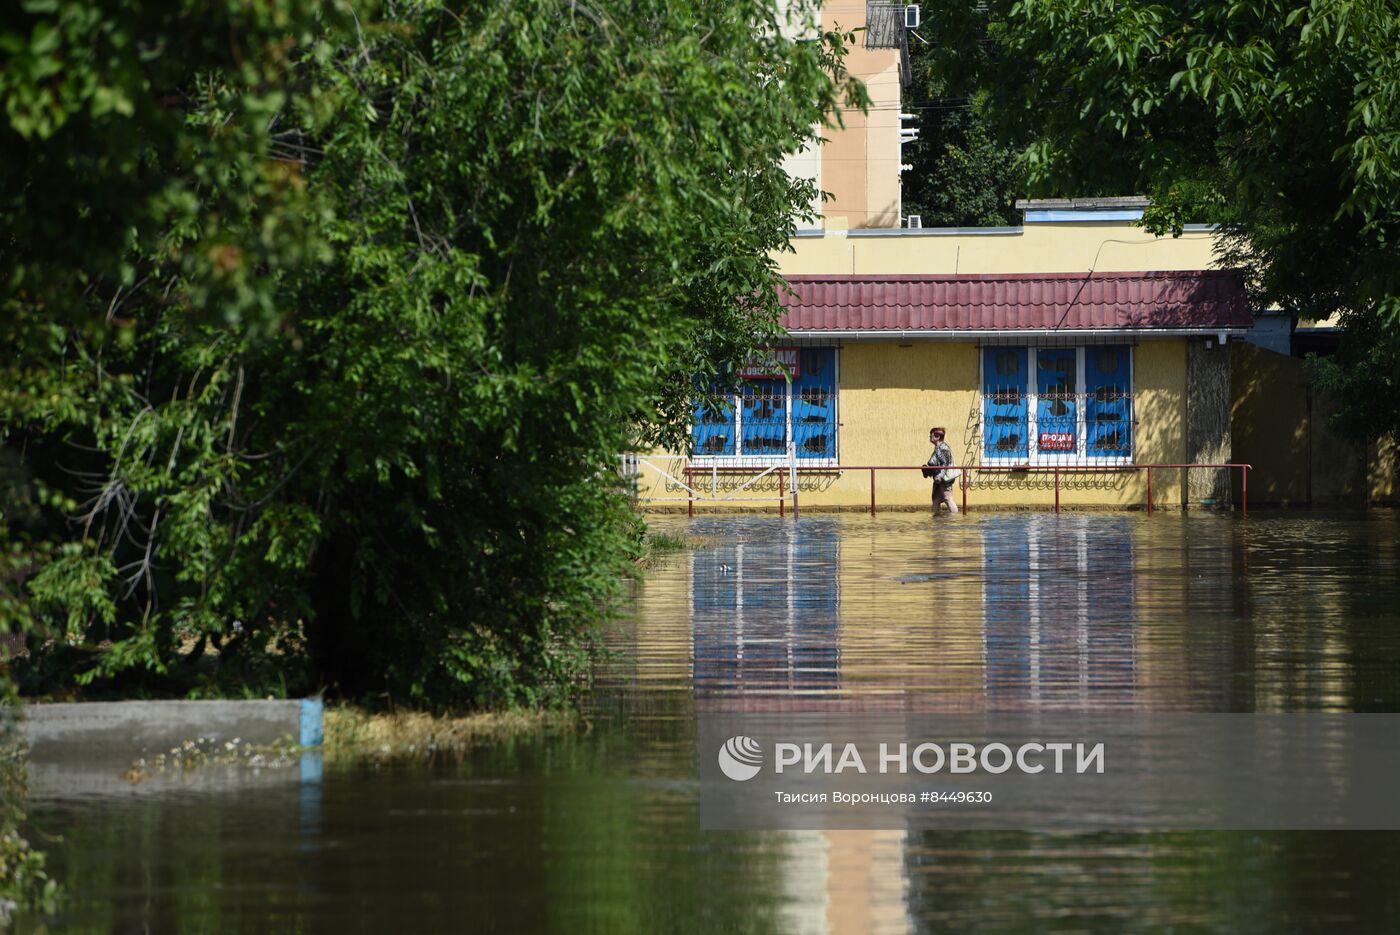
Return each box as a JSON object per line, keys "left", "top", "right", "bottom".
{"left": 299, "top": 697, "right": 324, "bottom": 747}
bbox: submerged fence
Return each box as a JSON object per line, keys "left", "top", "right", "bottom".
{"left": 622, "top": 455, "right": 1253, "bottom": 517}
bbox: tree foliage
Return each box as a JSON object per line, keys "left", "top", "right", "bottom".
{"left": 2, "top": 1, "right": 857, "bottom": 706}
{"left": 901, "top": 106, "right": 1025, "bottom": 228}
{"left": 1, "top": 696, "right": 58, "bottom": 917}
{"left": 920, "top": 0, "right": 1400, "bottom": 439}
{"left": 900, "top": 31, "right": 1025, "bottom": 226}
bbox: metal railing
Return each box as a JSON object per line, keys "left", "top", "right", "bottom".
{"left": 624, "top": 456, "right": 1253, "bottom": 517}
{"left": 838, "top": 463, "right": 1251, "bottom": 517}
{"left": 621, "top": 447, "right": 801, "bottom": 515}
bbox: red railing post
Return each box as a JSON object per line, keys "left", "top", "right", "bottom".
{"left": 1054, "top": 467, "right": 1060, "bottom": 514}
{"left": 686, "top": 467, "right": 694, "bottom": 517}
{"left": 1146, "top": 466, "right": 1153, "bottom": 515}
{"left": 869, "top": 468, "right": 876, "bottom": 516}
{"left": 1242, "top": 465, "right": 1248, "bottom": 518}
{"left": 961, "top": 469, "right": 968, "bottom": 514}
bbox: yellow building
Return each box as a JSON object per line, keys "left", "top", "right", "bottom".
{"left": 633, "top": 201, "right": 1253, "bottom": 511}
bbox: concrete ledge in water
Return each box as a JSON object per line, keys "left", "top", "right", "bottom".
{"left": 20, "top": 698, "right": 323, "bottom": 765}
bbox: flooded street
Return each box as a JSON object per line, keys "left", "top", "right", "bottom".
{"left": 20, "top": 512, "right": 1400, "bottom": 932}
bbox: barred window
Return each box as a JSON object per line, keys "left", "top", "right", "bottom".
{"left": 691, "top": 347, "right": 838, "bottom": 462}
{"left": 982, "top": 345, "right": 1133, "bottom": 463}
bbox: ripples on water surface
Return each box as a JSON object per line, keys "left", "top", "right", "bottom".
{"left": 21, "top": 511, "right": 1400, "bottom": 932}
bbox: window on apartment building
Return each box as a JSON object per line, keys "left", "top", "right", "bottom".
{"left": 692, "top": 347, "right": 838, "bottom": 462}
{"left": 981, "top": 345, "right": 1133, "bottom": 462}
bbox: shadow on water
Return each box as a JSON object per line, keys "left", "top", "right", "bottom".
{"left": 20, "top": 511, "right": 1400, "bottom": 932}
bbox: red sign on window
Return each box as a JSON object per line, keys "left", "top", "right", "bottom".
{"left": 739, "top": 347, "right": 800, "bottom": 380}
{"left": 1039, "top": 432, "right": 1075, "bottom": 451}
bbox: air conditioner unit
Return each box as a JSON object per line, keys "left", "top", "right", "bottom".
{"left": 907, "top": 215, "right": 923, "bottom": 229}
{"left": 904, "top": 5, "right": 921, "bottom": 29}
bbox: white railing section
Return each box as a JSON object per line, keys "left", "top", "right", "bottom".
{"left": 621, "top": 444, "right": 799, "bottom": 513}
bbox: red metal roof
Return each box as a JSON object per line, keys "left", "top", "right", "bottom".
{"left": 779, "top": 271, "right": 1250, "bottom": 332}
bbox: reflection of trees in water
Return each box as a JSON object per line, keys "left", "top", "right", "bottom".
{"left": 903, "top": 828, "right": 1400, "bottom": 930}
{"left": 30, "top": 740, "right": 803, "bottom": 932}
{"left": 1227, "top": 516, "right": 1400, "bottom": 712}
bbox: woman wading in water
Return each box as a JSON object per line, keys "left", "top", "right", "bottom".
{"left": 926, "top": 427, "right": 959, "bottom": 514}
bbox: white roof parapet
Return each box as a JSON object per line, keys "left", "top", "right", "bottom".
{"left": 1014, "top": 197, "right": 1152, "bottom": 210}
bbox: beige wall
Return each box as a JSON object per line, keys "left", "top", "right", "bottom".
{"left": 781, "top": 221, "right": 1222, "bottom": 275}
{"left": 827, "top": 339, "right": 1188, "bottom": 510}
{"left": 1231, "top": 341, "right": 1398, "bottom": 505}
{"left": 840, "top": 340, "right": 978, "bottom": 484}
{"left": 1134, "top": 339, "right": 1190, "bottom": 506}
{"left": 817, "top": 4, "right": 902, "bottom": 229}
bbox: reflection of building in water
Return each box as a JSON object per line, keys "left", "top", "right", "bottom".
{"left": 835, "top": 520, "right": 987, "bottom": 706}
{"left": 777, "top": 830, "right": 912, "bottom": 935}
{"left": 1134, "top": 517, "right": 1374, "bottom": 711}
{"left": 982, "top": 516, "right": 1136, "bottom": 704}
{"left": 691, "top": 522, "right": 840, "bottom": 696}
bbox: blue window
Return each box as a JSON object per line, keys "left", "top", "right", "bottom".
{"left": 740, "top": 379, "right": 787, "bottom": 455}
{"left": 692, "top": 396, "right": 735, "bottom": 457}
{"left": 983, "top": 345, "right": 1133, "bottom": 461}
{"left": 692, "top": 347, "right": 838, "bottom": 461}
{"left": 1035, "top": 348, "right": 1077, "bottom": 455}
{"left": 1085, "top": 346, "right": 1132, "bottom": 455}
{"left": 792, "top": 347, "right": 837, "bottom": 459}
{"left": 983, "top": 346, "right": 1028, "bottom": 458}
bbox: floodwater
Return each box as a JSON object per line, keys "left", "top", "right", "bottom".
{"left": 17, "top": 511, "right": 1400, "bottom": 932}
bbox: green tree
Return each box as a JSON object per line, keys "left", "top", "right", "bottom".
{"left": 899, "top": 102, "right": 1025, "bottom": 227}
{"left": 918, "top": 0, "right": 1400, "bottom": 440}
{"left": 2, "top": 1, "right": 859, "bottom": 706}
{"left": 2, "top": 0, "right": 349, "bottom": 671}
{"left": 901, "top": 28, "right": 1025, "bottom": 226}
